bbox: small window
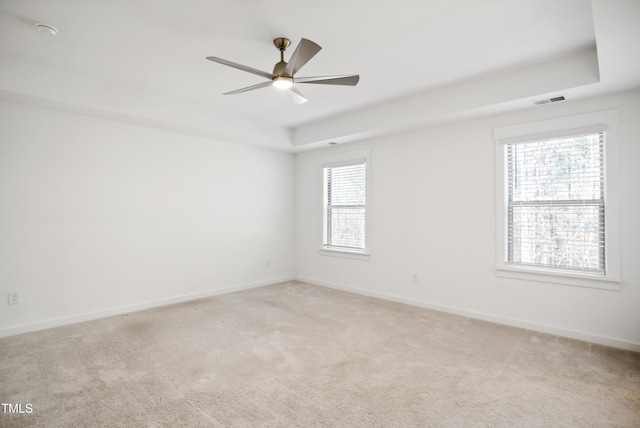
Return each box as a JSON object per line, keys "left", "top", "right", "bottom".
{"left": 505, "top": 132, "right": 605, "bottom": 274}
{"left": 322, "top": 159, "right": 367, "bottom": 253}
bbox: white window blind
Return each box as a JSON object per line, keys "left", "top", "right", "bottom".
{"left": 506, "top": 132, "right": 605, "bottom": 274}
{"left": 323, "top": 161, "right": 366, "bottom": 252}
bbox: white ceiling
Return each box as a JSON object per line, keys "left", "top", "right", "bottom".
{"left": 1, "top": 0, "right": 639, "bottom": 152}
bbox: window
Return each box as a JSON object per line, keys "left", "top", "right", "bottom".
{"left": 323, "top": 162, "right": 366, "bottom": 251}
{"left": 321, "top": 151, "right": 369, "bottom": 256}
{"left": 506, "top": 132, "right": 605, "bottom": 274}
{"left": 495, "top": 109, "right": 620, "bottom": 289}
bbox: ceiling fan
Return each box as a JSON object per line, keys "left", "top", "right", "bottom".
{"left": 206, "top": 37, "right": 359, "bottom": 104}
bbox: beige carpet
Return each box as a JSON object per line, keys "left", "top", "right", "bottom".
{"left": 1, "top": 281, "right": 639, "bottom": 427}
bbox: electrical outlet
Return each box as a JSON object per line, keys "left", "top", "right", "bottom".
{"left": 265, "top": 260, "right": 270, "bottom": 268}
{"left": 8, "top": 292, "right": 20, "bottom": 305}
{"left": 411, "top": 274, "right": 419, "bottom": 284}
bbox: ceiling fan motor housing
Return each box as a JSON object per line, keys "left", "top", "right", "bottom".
{"left": 273, "top": 61, "right": 289, "bottom": 77}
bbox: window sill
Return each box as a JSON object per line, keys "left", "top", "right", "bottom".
{"left": 319, "top": 248, "right": 371, "bottom": 261}
{"left": 496, "top": 266, "right": 621, "bottom": 291}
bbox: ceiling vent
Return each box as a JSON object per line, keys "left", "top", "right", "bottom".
{"left": 533, "top": 95, "right": 565, "bottom": 106}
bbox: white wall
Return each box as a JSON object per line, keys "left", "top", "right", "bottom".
{"left": 295, "top": 90, "right": 640, "bottom": 351}
{"left": 0, "top": 100, "right": 295, "bottom": 335}
{"left": 2, "top": 90, "right": 638, "bottom": 351}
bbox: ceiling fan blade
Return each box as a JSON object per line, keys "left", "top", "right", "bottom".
{"left": 287, "top": 87, "right": 309, "bottom": 105}
{"left": 206, "top": 56, "right": 275, "bottom": 80}
{"left": 223, "top": 81, "right": 273, "bottom": 95}
{"left": 295, "top": 75, "right": 360, "bottom": 86}
{"left": 284, "top": 38, "right": 322, "bottom": 76}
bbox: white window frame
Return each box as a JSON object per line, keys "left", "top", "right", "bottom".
{"left": 319, "top": 150, "right": 371, "bottom": 260}
{"left": 495, "top": 110, "right": 620, "bottom": 290}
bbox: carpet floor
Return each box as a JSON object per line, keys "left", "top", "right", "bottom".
{"left": 1, "top": 281, "right": 639, "bottom": 427}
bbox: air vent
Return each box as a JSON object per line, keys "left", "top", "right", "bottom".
{"left": 533, "top": 99, "right": 551, "bottom": 106}
{"left": 533, "top": 95, "right": 566, "bottom": 106}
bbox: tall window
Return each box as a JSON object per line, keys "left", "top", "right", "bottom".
{"left": 505, "top": 132, "right": 605, "bottom": 274}
{"left": 323, "top": 160, "right": 367, "bottom": 253}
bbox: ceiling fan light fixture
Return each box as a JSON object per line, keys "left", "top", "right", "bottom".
{"left": 272, "top": 76, "right": 293, "bottom": 90}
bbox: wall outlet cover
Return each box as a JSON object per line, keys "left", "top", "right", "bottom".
{"left": 8, "top": 292, "right": 20, "bottom": 305}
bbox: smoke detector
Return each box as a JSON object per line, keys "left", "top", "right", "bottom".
{"left": 35, "top": 23, "right": 58, "bottom": 36}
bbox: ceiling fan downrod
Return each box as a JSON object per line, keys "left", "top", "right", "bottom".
{"left": 272, "top": 38, "right": 291, "bottom": 77}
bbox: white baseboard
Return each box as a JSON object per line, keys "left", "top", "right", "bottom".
{"left": 296, "top": 276, "right": 640, "bottom": 353}
{"left": 5, "top": 275, "right": 637, "bottom": 353}
{"left": 0, "top": 276, "right": 294, "bottom": 339}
